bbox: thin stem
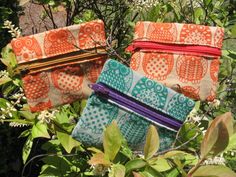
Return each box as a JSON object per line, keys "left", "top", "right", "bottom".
{"left": 155, "top": 132, "right": 200, "bottom": 156}
{"left": 187, "top": 157, "right": 206, "bottom": 177}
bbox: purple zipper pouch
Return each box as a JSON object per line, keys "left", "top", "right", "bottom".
{"left": 72, "top": 59, "right": 195, "bottom": 150}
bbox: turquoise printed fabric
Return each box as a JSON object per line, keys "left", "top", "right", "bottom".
{"left": 72, "top": 59, "right": 195, "bottom": 150}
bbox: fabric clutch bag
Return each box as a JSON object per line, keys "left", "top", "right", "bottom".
{"left": 72, "top": 59, "right": 195, "bottom": 150}
{"left": 127, "top": 22, "right": 224, "bottom": 101}
{"left": 11, "top": 20, "right": 107, "bottom": 112}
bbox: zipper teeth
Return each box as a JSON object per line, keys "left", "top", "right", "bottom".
{"left": 129, "top": 41, "right": 221, "bottom": 57}
{"left": 17, "top": 48, "right": 107, "bottom": 73}
{"left": 91, "top": 83, "right": 182, "bottom": 132}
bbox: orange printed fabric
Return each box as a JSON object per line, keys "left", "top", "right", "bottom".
{"left": 129, "top": 22, "right": 224, "bottom": 101}
{"left": 11, "top": 20, "right": 107, "bottom": 112}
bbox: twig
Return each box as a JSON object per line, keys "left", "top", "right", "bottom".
{"left": 21, "top": 153, "right": 80, "bottom": 177}
{"left": 155, "top": 132, "right": 200, "bottom": 156}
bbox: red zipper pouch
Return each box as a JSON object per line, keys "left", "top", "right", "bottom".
{"left": 127, "top": 22, "right": 224, "bottom": 101}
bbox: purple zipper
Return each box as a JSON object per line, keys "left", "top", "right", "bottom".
{"left": 89, "top": 83, "right": 183, "bottom": 132}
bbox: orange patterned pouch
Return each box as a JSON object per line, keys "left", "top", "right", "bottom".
{"left": 127, "top": 22, "right": 224, "bottom": 101}
{"left": 11, "top": 20, "right": 107, "bottom": 112}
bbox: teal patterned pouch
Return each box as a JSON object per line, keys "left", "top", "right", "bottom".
{"left": 72, "top": 59, "right": 195, "bottom": 150}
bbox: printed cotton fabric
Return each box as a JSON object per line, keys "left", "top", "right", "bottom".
{"left": 72, "top": 59, "right": 195, "bottom": 151}
{"left": 130, "top": 22, "right": 224, "bottom": 101}
{"left": 11, "top": 20, "right": 107, "bottom": 112}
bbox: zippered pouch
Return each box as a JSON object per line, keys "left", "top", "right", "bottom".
{"left": 11, "top": 20, "right": 107, "bottom": 112}
{"left": 127, "top": 22, "right": 224, "bottom": 101}
{"left": 72, "top": 59, "right": 195, "bottom": 150}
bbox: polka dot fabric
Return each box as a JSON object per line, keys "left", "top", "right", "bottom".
{"left": 72, "top": 59, "right": 195, "bottom": 151}
{"left": 130, "top": 21, "right": 224, "bottom": 101}
{"left": 10, "top": 20, "right": 107, "bottom": 112}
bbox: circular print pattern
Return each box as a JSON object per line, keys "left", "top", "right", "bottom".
{"left": 146, "top": 23, "right": 177, "bottom": 42}
{"left": 98, "top": 60, "right": 133, "bottom": 93}
{"left": 51, "top": 65, "right": 83, "bottom": 92}
{"left": 214, "top": 27, "right": 224, "bottom": 48}
{"left": 176, "top": 55, "right": 208, "bottom": 83}
{"left": 78, "top": 21, "right": 106, "bottom": 49}
{"left": 119, "top": 113, "right": 149, "bottom": 147}
{"left": 181, "top": 86, "right": 200, "bottom": 100}
{"left": 167, "top": 94, "right": 195, "bottom": 121}
{"left": 130, "top": 52, "right": 141, "bottom": 71}
{"left": 131, "top": 77, "right": 168, "bottom": 109}
{"left": 11, "top": 36, "right": 42, "bottom": 62}
{"left": 44, "top": 29, "right": 76, "bottom": 56}
{"left": 143, "top": 53, "right": 174, "bottom": 80}
{"left": 22, "top": 72, "right": 49, "bottom": 100}
{"left": 210, "top": 59, "right": 220, "bottom": 82}
{"left": 134, "top": 22, "right": 145, "bottom": 39}
{"left": 86, "top": 58, "right": 106, "bottom": 83}
{"left": 80, "top": 94, "right": 119, "bottom": 134}
{"left": 180, "top": 24, "right": 212, "bottom": 45}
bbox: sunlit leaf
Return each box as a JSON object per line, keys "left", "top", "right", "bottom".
{"left": 201, "top": 112, "right": 233, "bottom": 157}
{"left": 32, "top": 121, "right": 50, "bottom": 139}
{"left": 192, "top": 165, "right": 236, "bottom": 177}
{"left": 103, "top": 121, "right": 122, "bottom": 161}
{"left": 88, "top": 152, "right": 111, "bottom": 166}
{"left": 144, "top": 125, "right": 159, "bottom": 159}
{"left": 22, "top": 135, "right": 33, "bottom": 164}
{"left": 148, "top": 157, "right": 172, "bottom": 172}
{"left": 164, "top": 150, "right": 198, "bottom": 166}
{"left": 125, "top": 159, "right": 146, "bottom": 173}
{"left": 56, "top": 130, "right": 80, "bottom": 153}
{"left": 109, "top": 164, "right": 125, "bottom": 177}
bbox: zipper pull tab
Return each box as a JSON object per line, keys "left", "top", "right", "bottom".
{"left": 88, "top": 83, "right": 109, "bottom": 95}
{"left": 125, "top": 43, "right": 136, "bottom": 53}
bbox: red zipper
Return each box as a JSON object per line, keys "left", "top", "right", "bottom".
{"left": 126, "top": 41, "right": 221, "bottom": 57}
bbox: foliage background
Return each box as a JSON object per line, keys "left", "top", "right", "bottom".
{"left": 0, "top": 0, "right": 236, "bottom": 176}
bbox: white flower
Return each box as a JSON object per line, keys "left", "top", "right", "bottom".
{"left": 0, "top": 102, "right": 17, "bottom": 119}
{"left": 203, "top": 156, "right": 226, "bottom": 165}
{"left": 0, "top": 70, "right": 9, "bottom": 78}
{"left": 9, "top": 122, "right": 29, "bottom": 127}
{"left": 37, "top": 110, "right": 58, "bottom": 124}
{"left": 128, "top": 0, "right": 159, "bottom": 10}
{"left": 3, "top": 20, "right": 21, "bottom": 38}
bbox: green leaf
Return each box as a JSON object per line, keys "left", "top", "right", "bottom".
{"left": 56, "top": 130, "right": 80, "bottom": 153}
{"left": 163, "top": 150, "right": 198, "bottom": 166}
{"left": 40, "top": 156, "right": 72, "bottom": 176}
{"left": 32, "top": 122, "right": 50, "bottom": 139}
{"left": 18, "top": 129, "right": 31, "bottom": 138}
{"left": 149, "top": 157, "right": 172, "bottom": 172}
{"left": 231, "top": 24, "right": 236, "bottom": 37}
{"left": 225, "top": 133, "right": 236, "bottom": 152}
{"left": 22, "top": 135, "right": 33, "bottom": 164}
{"left": 144, "top": 166, "right": 164, "bottom": 177}
{"left": 144, "top": 125, "right": 159, "bottom": 159}
{"left": 19, "top": 111, "right": 36, "bottom": 120}
{"left": 194, "top": 8, "right": 204, "bottom": 24}
{"left": 88, "top": 152, "right": 111, "bottom": 166}
{"left": 201, "top": 112, "right": 233, "bottom": 157}
{"left": 0, "top": 76, "right": 11, "bottom": 86}
{"left": 103, "top": 121, "right": 122, "bottom": 161}
{"left": 204, "top": 0, "right": 212, "bottom": 6}
{"left": 109, "top": 164, "right": 125, "bottom": 177}
{"left": 125, "top": 159, "right": 147, "bottom": 173}
{"left": 192, "top": 165, "right": 236, "bottom": 177}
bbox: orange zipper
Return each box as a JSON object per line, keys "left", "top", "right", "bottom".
{"left": 16, "top": 48, "right": 107, "bottom": 74}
